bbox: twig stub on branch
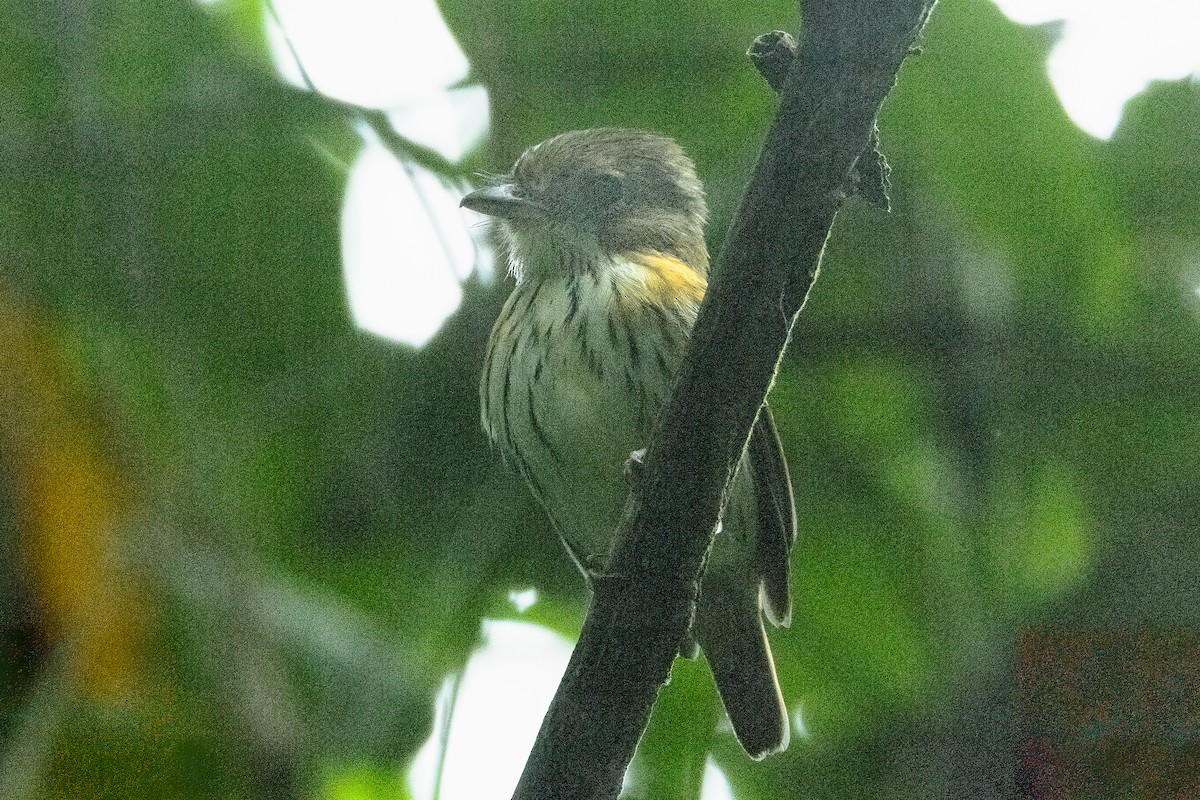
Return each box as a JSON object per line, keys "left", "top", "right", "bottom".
{"left": 747, "top": 31, "right": 798, "bottom": 94}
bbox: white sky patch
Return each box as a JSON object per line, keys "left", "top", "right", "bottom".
{"left": 339, "top": 152, "right": 492, "bottom": 348}
{"left": 507, "top": 587, "right": 539, "bottom": 613}
{"left": 388, "top": 85, "right": 491, "bottom": 165}
{"left": 993, "top": 0, "right": 1200, "bottom": 139}
{"left": 340, "top": 135, "right": 490, "bottom": 346}
{"left": 700, "top": 759, "right": 735, "bottom": 800}
{"left": 266, "top": 0, "right": 468, "bottom": 109}
{"left": 262, "top": 0, "right": 493, "bottom": 346}
{"left": 408, "top": 620, "right": 573, "bottom": 800}
{"left": 263, "top": 0, "right": 488, "bottom": 160}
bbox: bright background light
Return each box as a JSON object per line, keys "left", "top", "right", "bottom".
{"left": 407, "top": 620, "right": 572, "bottom": 800}
{"left": 266, "top": 0, "right": 492, "bottom": 347}
{"left": 993, "top": 0, "right": 1200, "bottom": 139}
{"left": 700, "top": 759, "right": 735, "bottom": 800}
{"left": 339, "top": 135, "right": 486, "bottom": 347}
{"left": 266, "top": 0, "right": 469, "bottom": 109}
{"left": 406, "top": 619, "right": 736, "bottom": 800}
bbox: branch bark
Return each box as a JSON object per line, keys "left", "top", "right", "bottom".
{"left": 512, "top": 2, "right": 937, "bottom": 798}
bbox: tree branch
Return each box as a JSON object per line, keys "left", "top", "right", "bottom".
{"left": 511, "top": 2, "right": 937, "bottom": 798}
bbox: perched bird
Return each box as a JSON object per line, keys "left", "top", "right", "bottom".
{"left": 462, "top": 128, "right": 796, "bottom": 759}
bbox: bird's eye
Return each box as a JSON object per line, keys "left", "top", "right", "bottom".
{"left": 582, "top": 173, "right": 624, "bottom": 208}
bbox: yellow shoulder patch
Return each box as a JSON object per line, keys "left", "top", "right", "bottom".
{"left": 620, "top": 250, "right": 707, "bottom": 309}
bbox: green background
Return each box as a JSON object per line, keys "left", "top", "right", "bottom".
{"left": 2, "top": 0, "right": 1199, "bottom": 797}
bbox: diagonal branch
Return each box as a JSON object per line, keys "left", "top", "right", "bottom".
{"left": 511, "top": 2, "right": 937, "bottom": 799}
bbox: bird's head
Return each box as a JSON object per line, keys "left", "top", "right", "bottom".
{"left": 461, "top": 128, "right": 709, "bottom": 279}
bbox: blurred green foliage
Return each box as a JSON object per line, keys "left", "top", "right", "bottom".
{"left": 2, "top": 0, "right": 1199, "bottom": 798}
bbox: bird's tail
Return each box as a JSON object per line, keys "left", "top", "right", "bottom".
{"left": 694, "top": 575, "right": 789, "bottom": 760}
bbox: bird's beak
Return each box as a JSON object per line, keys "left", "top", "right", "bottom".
{"left": 460, "top": 184, "right": 541, "bottom": 220}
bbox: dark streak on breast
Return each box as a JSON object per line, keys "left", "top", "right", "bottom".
{"left": 566, "top": 278, "right": 581, "bottom": 325}
{"left": 527, "top": 383, "right": 563, "bottom": 465}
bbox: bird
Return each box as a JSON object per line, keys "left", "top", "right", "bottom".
{"left": 461, "top": 128, "right": 796, "bottom": 759}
